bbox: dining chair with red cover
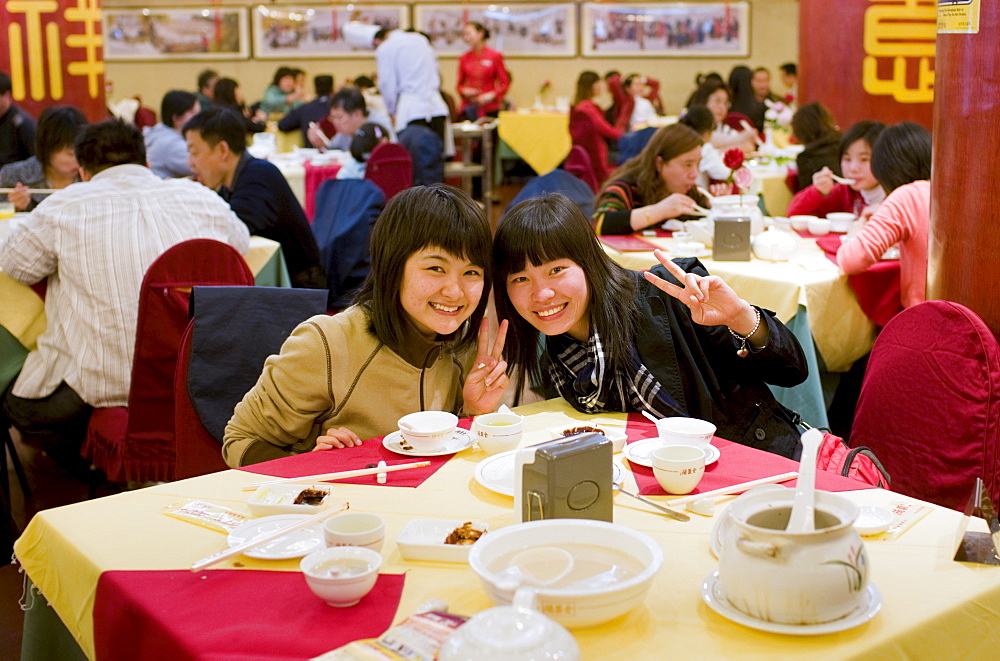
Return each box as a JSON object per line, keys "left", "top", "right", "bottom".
{"left": 564, "top": 145, "right": 601, "bottom": 194}
{"left": 850, "top": 301, "right": 1000, "bottom": 511}
{"left": 81, "top": 240, "right": 254, "bottom": 484}
{"left": 364, "top": 142, "right": 413, "bottom": 201}
{"left": 174, "top": 286, "right": 328, "bottom": 480}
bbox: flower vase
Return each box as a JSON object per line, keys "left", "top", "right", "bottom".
{"left": 533, "top": 95, "right": 544, "bottom": 111}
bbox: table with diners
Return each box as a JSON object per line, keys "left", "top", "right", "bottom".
{"left": 14, "top": 398, "right": 1000, "bottom": 661}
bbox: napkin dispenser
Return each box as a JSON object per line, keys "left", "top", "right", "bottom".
{"left": 514, "top": 433, "right": 613, "bottom": 523}
{"left": 713, "top": 216, "right": 752, "bottom": 261}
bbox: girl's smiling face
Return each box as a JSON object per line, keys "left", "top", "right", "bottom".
{"left": 399, "top": 247, "right": 485, "bottom": 337}
{"left": 506, "top": 258, "right": 590, "bottom": 342}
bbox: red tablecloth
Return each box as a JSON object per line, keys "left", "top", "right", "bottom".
{"left": 304, "top": 162, "right": 342, "bottom": 220}
{"left": 815, "top": 234, "right": 902, "bottom": 327}
{"left": 621, "top": 413, "right": 878, "bottom": 496}
{"left": 238, "top": 418, "right": 473, "bottom": 488}
{"left": 93, "top": 570, "right": 405, "bottom": 661}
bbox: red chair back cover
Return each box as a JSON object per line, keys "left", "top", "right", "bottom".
{"left": 564, "top": 145, "right": 601, "bottom": 194}
{"left": 173, "top": 322, "right": 229, "bottom": 480}
{"left": 365, "top": 142, "right": 413, "bottom": 201}
{"left": 83, "top": 240, "right": 253, "bottom": 483}
{"left": 723, "top": 112, "right": 754, "bottom": 133}
{"left": 851, "top": 301, "right": 1000, "bottom": 510}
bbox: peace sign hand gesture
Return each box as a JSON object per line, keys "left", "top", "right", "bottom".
{"left": 643, "top": 250, "right": 758, "bottom": 335}
{"left": 462, "top": 319, "right": 510, "bottom": 416}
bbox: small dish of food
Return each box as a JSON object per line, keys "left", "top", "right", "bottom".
{"left": 548, "top": 424, "right": 628, "bottom": 453}
{"left": 247, "top": 483, "right": 335, "bottom": 516}
{"left": 396, "top": 518, "right": 490, "bottom": 563}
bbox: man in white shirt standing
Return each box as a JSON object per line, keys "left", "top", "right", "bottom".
{"left": 373, "top": 28, "right": 450, "bottom": 143}
{"left": 0, "top": 119, "right": 249, "bottom": 473}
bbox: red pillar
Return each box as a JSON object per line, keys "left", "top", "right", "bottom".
{"left": 928, "top": 7, "right": 1000, "bottom": 332}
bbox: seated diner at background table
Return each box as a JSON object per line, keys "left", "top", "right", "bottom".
{"left": 727, "top": 65, "right": 767, "bottom": 133}
{"left": 222, "top": 184, "right": 509, "bottom": 467}
{"left": 143, "top": 90, "right": 200, "bottom": 179}
{"left": 685, "top": 78, "right": 757, "bottom": 154}
{"left": 678, "top": 106, "right": 735, "bottom": 197}
{"left": 786, "top": 120, "right": 886, "bottom": 218}
{"left": 212, "top": 77, "right": 266, "bottom": 134}
{"left": 789, "top": 101, "right": 842, "bottom": 192}
{"left": 592, "top": 123, "right": 711, "bottom": 235}
{"left": 1, "top": 119, "right": 249, "bottom": 474}
{"left": 184, "top": 106, "right": 327, "bottom": 290}
{"left": 838, "top": 122, "right": 932, "bottom": 309}
{"left": 0, "top": 105, "right": 87, "bottom": 211}
{"left": 493, "top": 193, "right": 808, "bottom": 459}
{"left": 569, "top": 70, "right": 624, "bottom": 185}
{"left": 259, "top": 66, "right": 307, "bottom": 117}
{"left": 606, "top": 71, "right": 663, "bottom": 131}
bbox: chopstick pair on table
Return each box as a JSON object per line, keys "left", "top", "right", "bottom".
{"left": 240, "top": 460, "right": 431, "bottom": 491}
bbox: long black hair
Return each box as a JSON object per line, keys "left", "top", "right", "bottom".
{"left": 493, "top": 193, "right": 639, "bottom": 394}
{"left": 354, "top": 184, "right": 492, "bottom": 355}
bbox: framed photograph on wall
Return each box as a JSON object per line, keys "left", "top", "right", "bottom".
{"left": 250, "top": 5, "right": 408, "bottom": 59}
{"left": 581, "top": 2, "right": 750, "bottom": 57}
{"left": 414, "top": 3, "right": 577, "bottom": 58}
{"left": 103, "top": 7, "right": 250, "bottom": 60}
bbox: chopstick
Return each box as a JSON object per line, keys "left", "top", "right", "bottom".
{"left": 696, "top": 186, "right": 715, "bottom": 202}
{"left": 666, "top": 472, "right": 798, "bottom": 507}
{"left": 831, "top": 174, "right": 856, "bottom": 185}
{"left": 241, "top": 460, "right": 431, "bottom": 492}
{"left": 191, "top": 501, "right": 349, "bottom": 572}
{"left": 0, "top": 187, "right": 58, "bottom": 194}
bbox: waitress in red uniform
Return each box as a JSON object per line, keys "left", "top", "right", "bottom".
{"left": 456, "top": 22, "right": 511, "bottom": 121}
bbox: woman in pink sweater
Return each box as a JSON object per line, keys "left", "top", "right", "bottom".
{"left": 837, "top": 122, "right": 932, "bottom": 308}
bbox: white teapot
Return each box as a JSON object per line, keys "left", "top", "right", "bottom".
{"left": 711, "top": 194, "right": 765, "bottom": 236}
{"left": 751, "top": 226, "right": 798, "bottom": 261}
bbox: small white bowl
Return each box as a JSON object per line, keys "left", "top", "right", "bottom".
{"left": 789, "top": 215, "right": 816, "bottom": 232}
{"left": 548, "top": 424, "right": 627, "bottom": 453}
{"left": 826, "top": 212, "right": 856, "bottom": 233}
{"left": 654, "top": 417, "right": 716, "bottom": 448}
{"left": 807, "top": 217, "right": 831, "bottom": 236}
{"left": 398, "top": 411, "right": 458, "bottom": 452}
{"left": 300, "top": 546, "right": 382, "bottom": 607}
{"left": 396, "top": 518, "right": 490, "bottom": 562}
{"left": 324, "top": 512, "right": 385, "bottom": 552}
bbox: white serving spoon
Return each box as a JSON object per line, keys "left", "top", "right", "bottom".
{"left": 641, "top": 410, "right": 660, "bottom": 425}
{"left": 787, "top": 428, "right": 823, "bottom": 533}
{"left": 495, "top": 546, "right": 575, "bottom": 592}
{"left": 831, "top": 173, "right": 857, "bottom": 186}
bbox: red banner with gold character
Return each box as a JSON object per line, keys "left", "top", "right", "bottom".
{"left": 1, "top": 0, "right": 106, "bottom": 122}
{"left": 799, "top": 0, "right": 934, "bottom": 130}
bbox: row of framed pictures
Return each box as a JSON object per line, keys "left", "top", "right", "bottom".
{"left": 103, "top": 2, "right": 750, "bottom": 61}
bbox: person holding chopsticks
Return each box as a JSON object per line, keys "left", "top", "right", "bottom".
{"left": 0, "top": 105, "right": 87, "bottom": 211}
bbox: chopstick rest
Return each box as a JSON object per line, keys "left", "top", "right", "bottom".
{"left": 191, "top": 501, "right": 349, "bottom": 572}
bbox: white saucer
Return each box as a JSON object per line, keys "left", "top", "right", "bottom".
{"left": 474, "top": 450, "right": 625, "bottom": 497}
{"left": 623, "top": 438, "right": 720, "bottom": 468}
{"left": 227, "top": 514, "right": 325, "bottom": 560}
{"left": 383, "top": 428, "right": 475, "bottom": 457}
{"left": 701, "top": 570, "right": 882, "bottom": 635}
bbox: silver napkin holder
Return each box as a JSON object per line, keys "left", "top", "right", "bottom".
{"left": 514, "top": 432, "right": 613, "bottom": 523}
{"left": 713, "top": 216, "right": 752, "bottom": 261}
{"left": 953, "top": 477, "right": 1000, "bottom": 565}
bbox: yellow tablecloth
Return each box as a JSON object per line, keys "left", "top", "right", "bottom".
{"left": 753, "top": 168, "right": 794, "bottom": 217}
{"left": 0, "top": 236, "right": 287, "bottom": 353}
{"left": 605, "top": 234, "right": 874, "bottom": 373}
{"left": 14, "top": 398, "right": 1000, "bottom": 660}
{"left": 498, "top": 110, "right": 571, "bottom": 175}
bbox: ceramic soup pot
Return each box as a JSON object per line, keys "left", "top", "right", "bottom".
{"left": 717, "top": 487, "right": 869, "bottom": 625}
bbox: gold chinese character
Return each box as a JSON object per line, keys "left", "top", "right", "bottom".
{"left": 862, "top": 1, "right": 936, "bottom": 103}
{"left": 6, "top": 0, "right": 60, "bottom": 100}
{"left": 64, "top": 0, "right": 104, "bottom": 98}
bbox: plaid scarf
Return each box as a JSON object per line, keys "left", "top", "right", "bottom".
{"left": 547, "top": 330, "right": 683, "bottom": 418}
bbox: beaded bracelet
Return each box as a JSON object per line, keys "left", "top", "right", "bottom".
{"left": 729, "top": 306, "right": 761, "bottom": 358}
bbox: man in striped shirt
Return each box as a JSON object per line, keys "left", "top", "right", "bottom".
{"left": 0, "top": 119, "right": 249, "bottom": 473}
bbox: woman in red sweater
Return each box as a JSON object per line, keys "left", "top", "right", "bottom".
{"left": 456, "top": 22, "right": 510, "bottom": 121}
{"left": 569, "top": 70, "right": 624, "bottom": 184}
{"left": 786, "top": 121, "right": 886, "bottom": 218}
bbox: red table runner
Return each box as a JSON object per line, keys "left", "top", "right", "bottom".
{"left": 238, "top": 418, "right": 473, "bottom": 488}
{"left": 621, "top": 413, "right": 878, "bottom": 495}
{"left": 94, "top": 570, "right": 405, "bottom": 661}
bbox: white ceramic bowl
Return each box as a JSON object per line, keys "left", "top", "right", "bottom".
{"left": 548, "top": 424, "right": 628, "bottom": 453}
{"left": 651, "top": 444, "right": 706, "bottom": 495}
{"left": 826, "top": 212, "right": 856, "bottom": 233}
{"left": 468, "top": 519, "right": 663, "bottom": 628}
{"left": 789, "top": 215, "right": 816, "bottom": 232}
{"left": 398, "top": 411, "right": 459, "bottom": 452}
{"left": 807, "top": 217, "right": 831, "bottom": 236}
{"left": 300, "top": 546, "right": 382, "bottom": 607}
{"left": 654, "top": 417, "right": 716, "bottom": 448}
{"left": 324, "top": 512, "right": 385, "bottom": 551}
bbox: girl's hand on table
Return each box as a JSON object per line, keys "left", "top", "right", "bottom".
{"left": 463, "top": 318, "right": 509, "bottom": 415}
{"left": 644, "top": 249, "right": 755, "bottom": 331}
{"left": 9, "top": 182, "right": 31, "bottom": 211}
{"left": 652, "top": 193, "right": 698, "bottom": 223}
{"left": 812, "top": 167, "right": 835, "bottom": 196}
{"left": 313, "top": 427, "right": 362, "bottom": 450}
